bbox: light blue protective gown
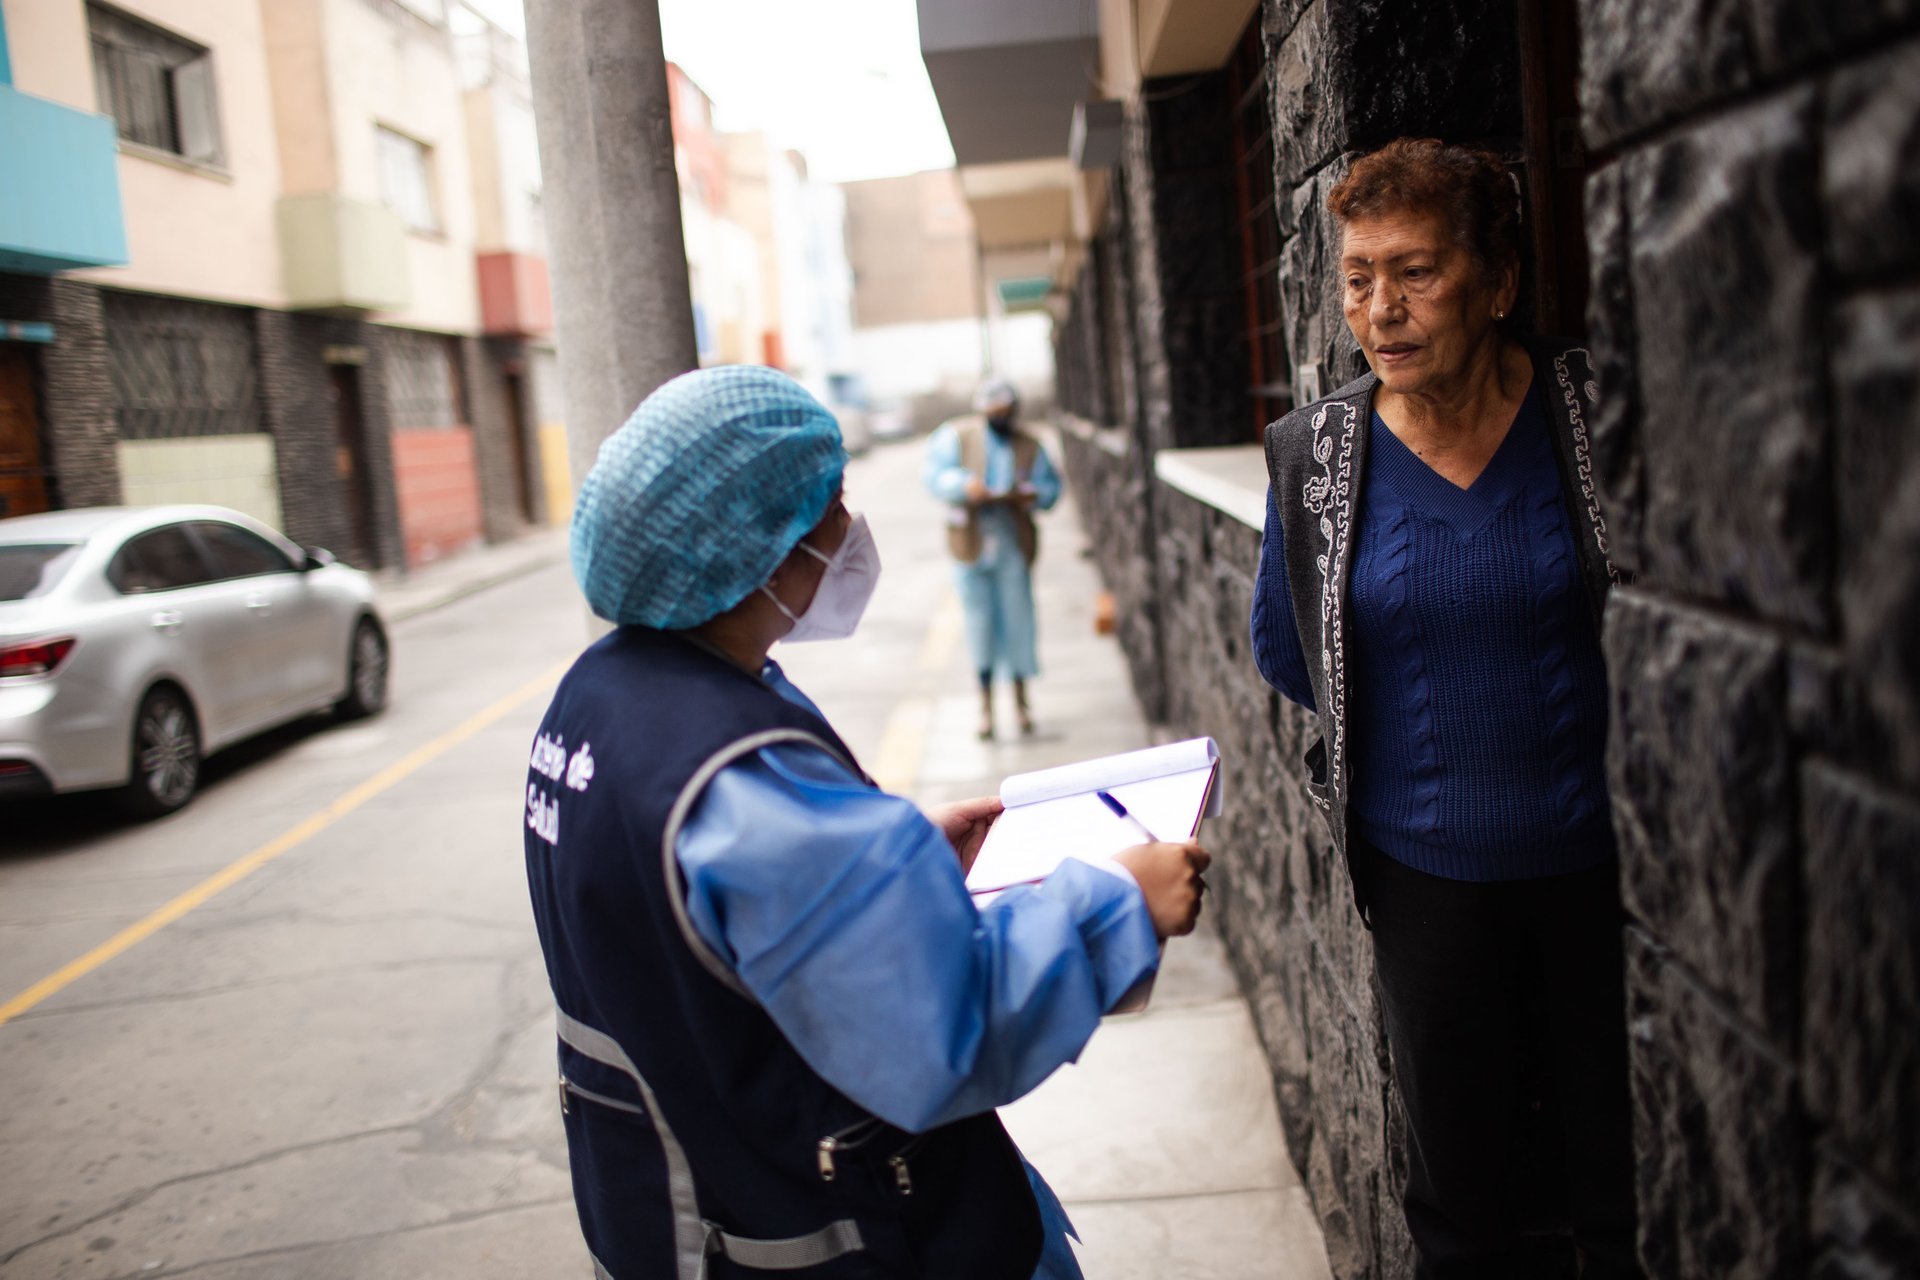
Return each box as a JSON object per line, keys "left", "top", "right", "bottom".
{"left": 676, "top": 663, "right": 1158, "bottom": 1280}
{"left": 923, "top": 424, "right": 1063, "bottom": 681}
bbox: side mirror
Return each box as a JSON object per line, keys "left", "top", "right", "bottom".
{"left": 301, "top": 547, "right": 336, "bottom": 573}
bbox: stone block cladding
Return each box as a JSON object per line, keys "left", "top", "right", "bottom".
{"left": 1583, "top": 6, "right": 1920, "bottom": 1276}
{"left": 1056, "top": 1, "right": 1920, "bottom": 1276}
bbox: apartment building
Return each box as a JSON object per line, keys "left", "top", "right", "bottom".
{"left": 666, "top": 63, "right": 766, "bottom": 369}
{"left": 0, "top": 0, "right": 562, "bottom": 570}
{"left": 458, "top": 12, "right": 566, "bottom": 527}
{"left": 665, "top": 62, "right": 857, "bottom": 408}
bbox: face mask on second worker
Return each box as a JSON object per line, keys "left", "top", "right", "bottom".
{"left": 760, "top": 513, "right": 882, "bottom": 643}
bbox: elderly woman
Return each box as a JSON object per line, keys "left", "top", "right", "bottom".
{"left": 1250, "top": 140, "right": 1639, "bottom": 1277}
{"left": 525, "top": 366, "right": 1208, "bottom": 1280}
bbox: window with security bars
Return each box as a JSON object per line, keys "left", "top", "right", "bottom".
{"left": 103, "top": 293, "right": 259, "bottom": 440}
{"left": 1227, "top": 21, "right": 1287, "bottom": 439}
{"left": 88, "top": 3, "right": 223, "bottom": 167}
{"left": 384, "top": 331, "right": 466, "bottom": 429}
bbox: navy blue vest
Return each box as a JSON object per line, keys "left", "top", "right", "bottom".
{"left": 524, "top": 628, "right": 1042, "bottom": 1278}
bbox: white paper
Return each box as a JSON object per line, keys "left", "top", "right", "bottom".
{"left": 965, "top": 738, "right": 1220, "bottom": 895}
{"left": 998, "top": 738, "right": 1219, "bottom": 808}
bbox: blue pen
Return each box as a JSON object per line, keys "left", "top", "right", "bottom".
{"left": 1096, "top": 789, "right": 1162, "bottom": 843}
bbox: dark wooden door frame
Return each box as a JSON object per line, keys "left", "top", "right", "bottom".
{"left": 328, "top": 363, "right": 377, "bottom": 568}
{"left": 0, "top": 344, "right": 53, "bottom": 519}
{"left": 1517, "top": 0, "right": 1591, "bottom": 340}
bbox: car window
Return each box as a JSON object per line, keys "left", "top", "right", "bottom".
{"left": 110, "top": 525, "right": 215, "bottom": 594}
{"left": 192, "top": 522, "right": 294, "bottom": 581}
{"left": 0, "top": 543, "right": 82, "bottom": 601}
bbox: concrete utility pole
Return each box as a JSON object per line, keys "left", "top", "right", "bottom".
{"left": 524, "top": 0, "right": 700, "bottom": 495}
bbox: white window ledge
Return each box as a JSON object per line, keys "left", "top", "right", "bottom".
{"left": 120, "top": 141, "right": 233, "bottom": 183}
{"left": 1154, "top": 445, "right": 1268, "bottom": 530}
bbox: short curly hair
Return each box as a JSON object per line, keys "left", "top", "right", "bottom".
{"left": 1326, "top": 138, "right": 1525, "bottom": 282}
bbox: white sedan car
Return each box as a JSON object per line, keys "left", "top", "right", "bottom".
{"left": 0, "top": 505, "right": 389, "bottom": 817}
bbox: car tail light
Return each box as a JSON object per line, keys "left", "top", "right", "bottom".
{"left": 0, "top": 761, "right": 36, "bottom": 777}
{"left": 0, "top": 637, "right": 77, "bottom": 678}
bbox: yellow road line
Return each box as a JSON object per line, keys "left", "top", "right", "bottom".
{"left": 0, "top": 660, "right": 570, "bottom": 1028}
{"left": 916, "top": 592, "right": 962, "bottom": 674}
{"left": 870, "top": 697, "right": 935, "bottom": 795}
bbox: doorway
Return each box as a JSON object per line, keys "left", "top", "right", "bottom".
{"left": 503, "top": 371, "right": 536, "bottom": 525}
{"left": 0, "top": 346, "right": 52, "bottom": 519}
{"left": 1517, "top": 0, "right": 1592, "bottom": 338}
{"left": 328, "top": 364, "right": 377, "bottom": 567}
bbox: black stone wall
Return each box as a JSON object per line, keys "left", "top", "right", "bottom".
{"left": 1059, "top": 186, "right": 1173, "bottom": 719}
{"left": 1580, "top": 5, "right": 1920, "bottom": 1275}
{"left": 1119, "top": 74, "right": 1249, "bottom": 456}
{"left": 1056, "top": 72, "right": 1261, "bottom": 722}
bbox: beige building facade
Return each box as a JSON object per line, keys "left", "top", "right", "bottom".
{"left": 0, "top": 0, "right": 562, "bottom": 568}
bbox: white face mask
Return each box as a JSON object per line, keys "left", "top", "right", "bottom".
{"left": 760, "top": 512, "right": 882, "bottom": 643}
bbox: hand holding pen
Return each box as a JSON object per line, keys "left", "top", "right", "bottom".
{"left": 1099, "top": 790, "right": 1211, "bottom": 939}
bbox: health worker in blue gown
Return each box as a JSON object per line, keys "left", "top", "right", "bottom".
{"left": 923, "top": 380, "right": 1062, "bottom": 740}
{"left": 522, "top": 365, "right": 1210, "bottom": 1280}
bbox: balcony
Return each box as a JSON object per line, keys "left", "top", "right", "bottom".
{"left": 916, "top": 0, "right": 1098, "bottom": 167}
{"left": 476, "top": 250, "right": 552, "bottom": 336}
{"left": 0, "top": 85, "right": 128, "bottom": 273}
{"left": 278, "top": 194, "right": 409, "bottom": 312}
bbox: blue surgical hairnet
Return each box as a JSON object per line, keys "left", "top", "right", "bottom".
{"left": 570, "top": 366, "right": 845, "bottom": 629}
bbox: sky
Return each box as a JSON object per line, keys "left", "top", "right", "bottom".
{"left": 463, "top": 0, "right": 957, "bottom": 183}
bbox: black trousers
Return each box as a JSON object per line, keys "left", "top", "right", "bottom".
{"left": 1353, "top": 838, "right": 1643, "bottom": 1280}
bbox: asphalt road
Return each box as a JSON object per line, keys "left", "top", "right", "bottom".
{"left": 0, "top": 438, "right": 971, "bottom": 1279}
{"left": 0, "top": 545, "right": 594, "bottom": 1277}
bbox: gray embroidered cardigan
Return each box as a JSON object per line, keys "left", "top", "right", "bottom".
{"left": 1259, "top": 339, "right": 1623, "bottom": 898}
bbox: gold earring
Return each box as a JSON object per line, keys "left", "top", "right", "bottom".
{"left": 1495, "top": 308, "right": 1506, "bottom": 319}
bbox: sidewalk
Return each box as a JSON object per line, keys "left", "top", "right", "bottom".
{"left": 371, "top": 525, "right": 570, "bottom": 623}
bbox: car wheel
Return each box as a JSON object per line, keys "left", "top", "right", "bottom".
{"left": 336, "top": 618, "right": 390, "bottom": 720}
{"left": 119, "top": 686, "right": 201, "bottom": 819}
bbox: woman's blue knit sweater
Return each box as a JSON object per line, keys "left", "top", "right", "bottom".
{"left": 1251, "top": 382, "right": 1616, "bottom": 881}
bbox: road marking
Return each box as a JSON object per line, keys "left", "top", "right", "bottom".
{"left": 870, "top": 697, "right": 935, "bottom": 794}
{"left": 0, "top": 661, "right": 570, "bottom": 1028}
{"left": 917, "top": 592, "right": 962, "bottom": 673}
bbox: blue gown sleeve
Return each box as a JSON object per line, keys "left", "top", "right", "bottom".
{"left": 1250, "top": 486, "right": 1317, "bottom": 711}
{"left": 1026, "top": 442, "right": 1062, "bottom": 512}
{"left": 923, "top": 424, "right": 972, "bottom": 505}
{"left": 674, "top": 743, "right": 1160, "bottom": 1135}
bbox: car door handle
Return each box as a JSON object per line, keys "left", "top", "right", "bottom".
{"left": 246, "top": 593, "right": 272, "bottom": 615}
{"left": 150, "top": 610, "right": 185, "bottom": 634}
